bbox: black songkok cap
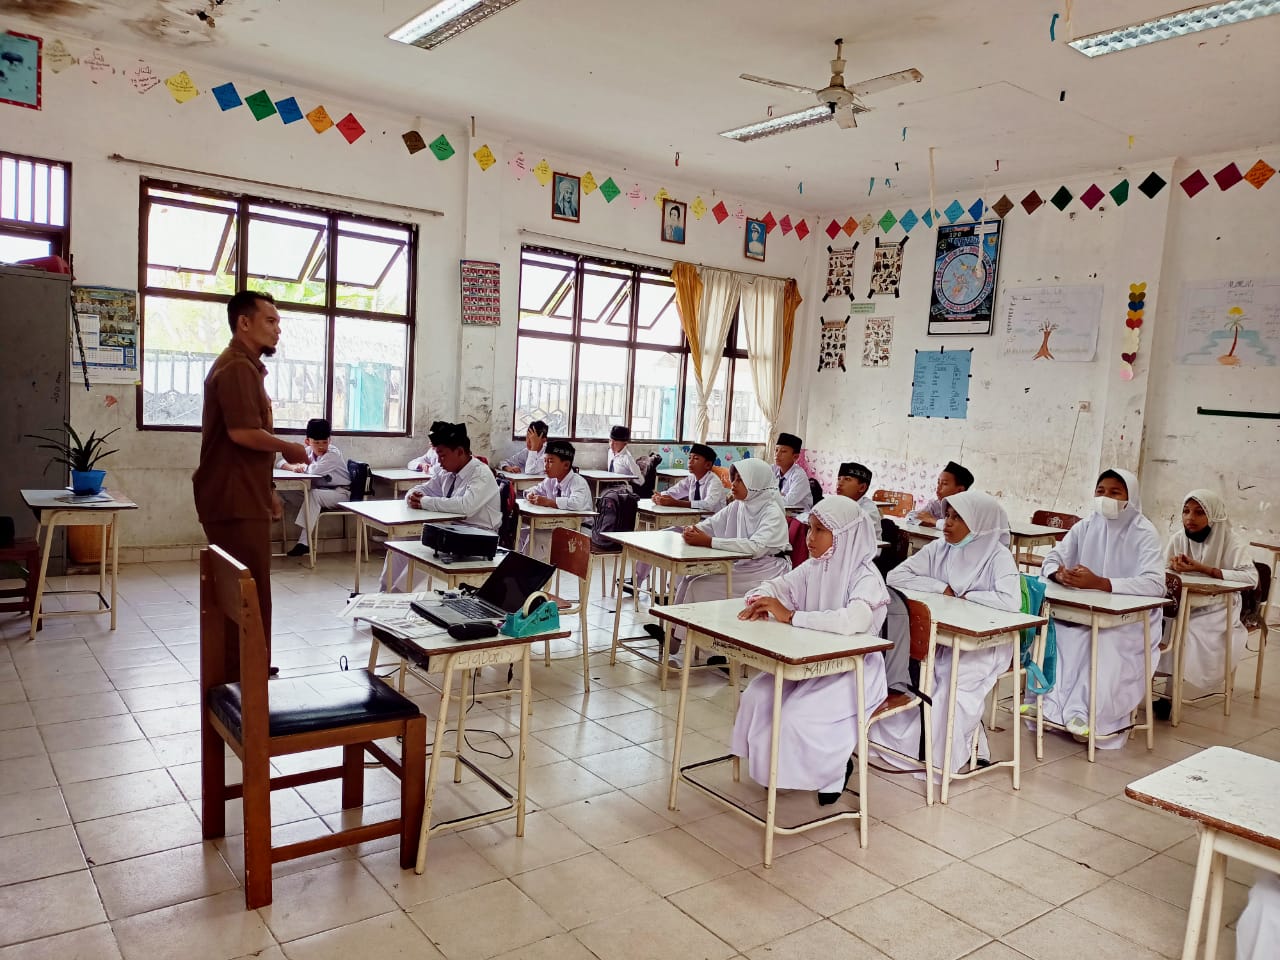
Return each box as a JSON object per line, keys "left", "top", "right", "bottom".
{"left": 839, "top": 462, "right": 872, "bottom": 483}
{"left": 430, "top": 421, "right": 469, "bottom": 448}
{"left": 776, "top": 432, "right": 802, "bottom": 452}
{"left": 944, "top": 461, "right": 974, "bottom": 489}
{"left": 610, "top": 425, "right": 631, "bottom": 442}
{"left": 689, "top": 443, "right": 716, "bottom": 462}
{"left": 546, "top": 439, "right": 575, "bottom": 462}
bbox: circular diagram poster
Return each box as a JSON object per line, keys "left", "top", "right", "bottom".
{"left": 929, "top": 221, "right": 1003, "bottom": 335}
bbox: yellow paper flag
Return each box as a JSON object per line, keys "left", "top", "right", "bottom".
{"left": 532, "top": 159, "right": 553, "bottom": 187}
{"left": 307, "top": 105, "right": 334, "bottom": 133}
{"left": 473, "top": 144, "right": 496, "bottom": 171}
{"left": 581, "top": 171, "right": 598, "bottom": 196}
{"left": 653, "top": 187, "right": 670, "bottom": 208}
{"left": 164, "top": 70, "right": 199, "bottom": 104}
{"left": 46, "top": 39, "right": 78, "bottom": 74}
{"left": 691, "top": 196, "right": 707, "bottom": 220}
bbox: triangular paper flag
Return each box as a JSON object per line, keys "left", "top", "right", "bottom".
{"left": 582, "top": 171, "right": 598, "bottom": 196}
{"left": 532, "top": 159, "right": 553, "bottom": 186}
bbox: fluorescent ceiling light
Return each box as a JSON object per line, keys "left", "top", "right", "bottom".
{"left": 1068, "top": 0, "right": 1279, "bottom": 56}
{"left": 388, "top": 0, "right": 522, "bottom": 50}
{"left": 720, "top": 106, "right": 833, "bottom": 142}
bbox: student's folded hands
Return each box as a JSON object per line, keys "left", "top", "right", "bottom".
{"left": 682, "top": 527, "right": 712, "bottom": 547}
{"left": 739, "top": 596, "right": 794, "bottom": 623}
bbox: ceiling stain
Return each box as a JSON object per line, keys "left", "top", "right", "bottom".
{"left": 0, "top": 0, "right": 247, "bottom": 46}
{"left": 0, "top": 0, "right": 99, "bottom": 17}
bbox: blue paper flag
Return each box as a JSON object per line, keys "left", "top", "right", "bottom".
{"left": 275, "top": 96, "right": 304, "bottom": 124}
{"left": 968, "top": 199, "right": 985, "bottom": 221}
{"left": 899, "top": 209, "right": 919, "bottom": 233}
{"left": 922, "top": 209, "right": 933, "bottom": 228}
{"left": 944, "top": 200, "right": 965, "bottom": 223}
{"left": 212, "top": 82, "right": 242, "bottom": 111}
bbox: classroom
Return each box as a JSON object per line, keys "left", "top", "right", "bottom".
{"left": 1, "top": 1, "right": 1279, "bottom": 958}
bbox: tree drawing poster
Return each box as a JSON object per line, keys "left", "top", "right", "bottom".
{"left": 1000, "top": 284, "right": 1103, "bottom": 362}
{"left": 1175, "top": 277, "right": 1280, "bottom": 366}
{"left": 928, "top": 221, "right": 1002, "bottom": 335}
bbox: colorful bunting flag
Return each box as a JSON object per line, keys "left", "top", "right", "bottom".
{"left": 733, "top": 206, "right": 746, "bottom": 223}
{"left": 599, "top": 177, "right": 620, "bottom": 203}
{"left": 276, "top": 97, "right": 303, "bottom": 124}
{"left": 967, "top": 199, "right": 985, "bottom": 221}
{"left": 878, "top": 210, "right": 897, "bottom": 233}
{"left": 163, "top": 70, "right": 199, "bottom": 104}
{"left": 1079, "top": 184, "right": 1105, "bottom": 210}
{"left": 691, "top": 196, "right": 706, "bottom": 219}
{"left": 1180, "top": 170, "right": 1208, "bottom": 198}
{"left": 653, "top": 187, "right": 670, "bottom": 208}
{"left": 1213, "top": 162, "right": 1242, "bottom": 191}
{"left": 127, "top": 62, "right": 160, "bottom": 94}
{"left": 842, "top": 217, "right": 857, "bottom": 237}
{"left": 944, "top": 200, "right": 964, "bottom": 223}
{"left": 429, "top": 134, "right": 455, "bottom": 161}
{"left": 402, "top": 131, "right": 427, "bottom": 154}
{"left": 779, "top": 214, "right": 793, "bottom": 235}
{"left": 507, "top": 152, "right": 527, "bottom": 179}
{"left": 991, "top": 195, "right": 1014, "bottom": 218}
{"left": 1138, "top": 172, "right": 1166, "bottom": 198}
{"left": 1244, "top": 160, "right": 1275, "bottom": 189}
{"left": 307, "top": 105, "right": 334, "bottom": 133}
{"left": 245, "top": 90, "right": 277, "bottom": 121}
{"left": 1109, "top": 180, "right": 1130, "bottom": 206}
{"left": 921, "top": 209, "right": 934, "bottom": 228}
{"left": 627, "top": 184, "right": 646, "bottom": 209}
{"left": 212, "top": 82, "right": 241, "bottom": 111}
{"left": 711, "top": 200, "right": 729, "bottom": 223}
{"left": 795, "top": 219, "right": 809, "bottom": 240}
{"left": 473, "top": 144, "right": 497, "bottom": 171}
{"left": 582, "top": 171, "right": 598, "bottom": 195}
{"left": 1021, "top": 190, "right": 1044, "bottom": 215}
{"left": 899, "top": 210, "right": 919, "bottom": 232}
{"left": 860, "top": 214, "right": 874, "bottom": 234}
{"left": 45, "top": 39, "right": 78, "bottom": 74}
{"left": 1050, "top": 186, "right": 1073, "bottom": 210}
{"left": 825, "top": 219, "right": 841, "bottom": 240}
{"left": 762, "top": 212, "right": 777, "bottom": 233}
{"left": 532, "top": 159, "right": 553, "bottom": 186}
{"left": 335, "top": 112, "right": 365, "bottom": 143}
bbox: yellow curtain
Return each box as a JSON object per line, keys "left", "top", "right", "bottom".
{"left": 671, "top": 261, "right": 703, "bottom": 378}
{"left": 779, "top": 278, "right": 803, "bottom": 395}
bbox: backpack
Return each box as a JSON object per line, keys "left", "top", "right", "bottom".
{"left": 874, "top": 518, "right": 910, "bottom": 579}
{"left": 590, "top": 486, "right": 639, "bottom": 552}
{"left": 634, "top": 452, "right": 663, "bottom": 498}
{"left": 880, "top": 586, "right": 930, "bottom": 760}
{"left": 496, "top": 477, "right": 518, "bottom": 550}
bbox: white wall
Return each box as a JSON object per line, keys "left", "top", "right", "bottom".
{"left": 2, "top": 36, "right": 816, "bottom": 556}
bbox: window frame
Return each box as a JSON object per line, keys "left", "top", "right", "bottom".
{"left": 135, "top": 178, "right": 418, "bottom": 435}
{"left": 0, "top": 150, "right": 72, "bottom": 261}
{"left": 513, "top": 245, "right": 755, "bottom": 444}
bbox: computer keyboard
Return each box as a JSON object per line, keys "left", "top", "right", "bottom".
{"left": 445, "top": 597, "right": 500, "bottom": 619}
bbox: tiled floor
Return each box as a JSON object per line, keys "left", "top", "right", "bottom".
{"left": 2, "top": 555, "right": 1277, "bottom": 960}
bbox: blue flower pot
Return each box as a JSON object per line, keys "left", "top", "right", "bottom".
{"left": 71, "top": 469, "right": 106, "bottom": 496}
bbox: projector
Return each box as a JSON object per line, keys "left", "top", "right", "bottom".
{"left": 420, "top": 521, "right": 499, "bottom": 561}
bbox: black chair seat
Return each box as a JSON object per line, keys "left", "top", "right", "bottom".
{"left": 210, "top": 671, "right": 419, "bottom": 740}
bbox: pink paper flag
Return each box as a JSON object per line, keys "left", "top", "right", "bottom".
{"left": 628, "top": 185, "right": 646, "bottom": 209}
{"left": 779, "top": 214, "right": 793, "bottom": 235}
{"left": 508, "top": 152, "right": 527, "bottom": 180}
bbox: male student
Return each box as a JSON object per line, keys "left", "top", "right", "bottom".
{"left": 607, "top": 424, "right": 643, "bottom": 487}
{"left": 520, "top": 439, "right": 592, "bottom": 559}
{"left": 907, "top": 461, "right": 974, "bottom": 527}
{"left": 279, "top": 417, "right": 350, "bottom": 558}
{"left": 632, "top": 442, "right": 728, "bottom": 590}
{"left": 380, "top": 421, "right": 501, "bottom": 591}
{"left": 773, "top": 432, "right": 813, "bottom": 512}
{"left": 501, "top": 420, "right": 549, "bottom": 476}
{"left": 836, "top": 461, "right": 882, "bottom": 523}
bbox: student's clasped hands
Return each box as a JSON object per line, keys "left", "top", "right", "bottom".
{"left": 739, "top": 596, "right": 794, "bottom": 623}
{"left": 682, "top": 527, "right": 712, "bottom": 547}
{"left": 1056, "top": 564, "right": 1109, "bottom": 591}
{"left": 1169, "top": 553, "right": 1206, "bottom": 575}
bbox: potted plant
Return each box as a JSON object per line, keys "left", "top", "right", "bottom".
{"left": 25, "top": 422, "right": 121, "bottom": 496}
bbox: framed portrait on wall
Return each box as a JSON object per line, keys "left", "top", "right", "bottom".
{"left": 744, "top": 217, "right": 767, "bottom": 262}
{"left": 928, "top": 220, "right": 1003, "bottom": 335}
{"left": 551, "top": 172, "right": 580, "bottom": 223}
{"left": 0, "top": 31, "right": 42, "bottom": 110}
{"left": 661, "top": 198, "right": 686, "bottom": 244}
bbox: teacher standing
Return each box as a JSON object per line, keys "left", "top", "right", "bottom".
{"left": 193, "top": 290, "right": 306, "bottom": 675}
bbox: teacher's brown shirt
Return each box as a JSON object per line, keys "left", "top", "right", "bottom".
{"left": 192, "top": 338, "right": 274, "bottom": 522}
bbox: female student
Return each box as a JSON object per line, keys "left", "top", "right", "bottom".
{"left": 732, "top": 496, "right": 888, "bottom": 804}
{"left": 1157, "top": 489, "right": 1257, "bottom": 703}
{"left": 1034, "top": 468, "right": 1165, "bottom": 742}
{"left": 500, "top": 420, "right": 549, "bottom": 476}
{"left": 871, "top": 491, "right": 1021, "bottom": 776}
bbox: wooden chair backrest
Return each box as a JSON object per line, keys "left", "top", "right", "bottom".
{"left": 709, "top": 465, "right": 732, "bottom": 489}
{"left": 905, "top": 597, "right": 933, "bottom": 663}
{"left": 550, "top": 527, "right": 591, "bottom": 581}
{"left": 1164, "top": 572, "right": 1183, "bottom": 620}
{"left": 200, "top": 546, "right": 269, "bottom": 734}
{"left": 1031, "top": 509, "right": 1080, "bottom": 531}
{"left": 874, "top": 489, "right": 915, "bottom": 518}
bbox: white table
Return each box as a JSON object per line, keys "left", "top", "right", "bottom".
{"left": 1166, "top": 572, "right": 1253, "bottom": 724}
{"left": 900, "top": 520, "right": 942, "bottom": 554}
{"left": 513, "top": 501, "right": 596, "bottom": 558}
{"left": 652, "top": 597, "right": 892, "bottom": 866}
{"left": 498, "top": 471, "right": 544, "bottom": 493}
{"left": 366, "top": 612, "right": 570, "bottom": 873}
{"left": 1009, "top": 520, "right": 1069, "bottom": 559}
{"left": 1036, "top": 582, "right": 1171, "bottom": 761}
{"left": 636, "top": 498, "right": 707, "bottom": 531}
{"left": 338, "top": 499, "right": 463, "bottom": 593}
{"left": 1250, "top": 539, "right": 1277, "bottom": 699}
{"left": 605, "top": 530, "right": 751, "bottom": 689}
{"left": 21, "top": 488, "right": 138, "bottom": 642}
{"left": 898, "top": 590, "right": 1047, "bottom": 803}
{"left": 579, "top": 469, "right": 633, "bottom": 498}
{"left": 655, "top": 467, "right": 690, "bottom": 491}
{"left": 371, "top": 467, "right": 424, "bottom": 497}
{"left": 272, "top": 469, "right": 319, "bottom": 568}
{"left": 1126, "top": 746, "right": 1280, "bottom": 960}
{"left": 384, "top": 541, "right": 501, "bottom": 592}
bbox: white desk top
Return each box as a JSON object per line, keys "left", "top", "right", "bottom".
{"left": 1010, "top": 520, "right": 1068, "bottom": 538}
{"left": 338, "top": 498, "right": 462, "bottom": 526}
{"left": 272, "top": 469, "right": 320, "bottom": 484}
{"left": 1125, "top": 746, "right": 1280, "bottom": 850}
{"left": 606, "top": 529, "right": 751, "bottom": 562}
{"left": 515, "top": 501, "right": 596, "bottom": 518}
{"left": 637, "top": 498, "right": 708, "bottom": 517}
{"left": 578, "top": 469, "right": 632, "bottom": 482}
{"left": 1172, "top": 572, "right": 1253, "bottom": 596}
{"left": 21, "top": 489, "right": 138, "bottom": 511}
{"left": 371, "top": 468, "right": 423, "bottom": 482}
{"left": 651, "top": 597, "right": 891, "bottom": 665}
{"left": 384, "top": 540, "right": 503, "bottom": 573}
{"left": 872, "top": 500, "right": 893, "bottom": 507}
{"left": 657, "top": 468, "right": 691, "bottom": 479}
{"left": 498, "top": 471, "right": 543, "bottom": 483}
{"left": 900, "top": 521, "right": 942, "bottom": 538}
{"left": 900, "top": 589, "right": 1047, "bottom": 639}
{"left": 368, "top": 607, "right": 570, "bottom": 660}
{"left": 1250, "top": 539, "right": 1280, "bottom": 553}
{"left": 1043, "top": 580, "right": 1170, "bottom": 615}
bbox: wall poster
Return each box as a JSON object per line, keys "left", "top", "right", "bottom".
{"left": 1000, "top": 284, "right": 1103, "bottom": 361}
{"left": 1175, "top": 277, "right": 1280, "bottom": 366}
{"left": 862, "top": 316, "right": 894, "bottom": 367}
{"left": 71, "top": 285, "right": 137, "bottom": 384}
{"left": 817, "top": 316, "right": 849, "bottom": 372}
{"left": 459, "top": 259, "right": 501, "bottom": 325}
{"left": 909, "top": 347, "right": 972, "bottom": 419}
{"left": 928, "top": 221, "right": 1003, "bottom": 336}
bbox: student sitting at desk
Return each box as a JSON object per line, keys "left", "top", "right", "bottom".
{"left": 872, "top": 491, "right": 1021, "bottom": 776}
{"left": 773, "top": 432, "right": 813, "bottom": 512}
{"left": 631, "top": 443, "right": 728, "bottom": 591}
{"left": 733, "top": 496, "right": 889, "bottom": 805}
{"left": 380, "top": 421, "right": 501, "bottom": 591}
{"left": 1155, "top": 488, "right": 1257, "bottom": 713}
{"left": 519, "top": 439, "right": 592, "bottom": 560}
{"left": 1237, "top": 872, "right": 1280, "bottom": 959}
{"left": 907, "top": 461, "right": 973, "bottom": 527}
{"left": 837, "top": 461, "right": 882, "bottom": 523}
{"left": 501, "top": 420, "right": 549, "bottom": 476}
{"left": 607, "top": 424, "right": 643, "bottom": 487}
{"left": 279, "top": 418, "right": 350, "bottom": 558}
{"left": 407, "top": 419, "right": 447, "bottom": 474}
{"left": 1033, "top": 468, "right": 1165, "bottom": 742}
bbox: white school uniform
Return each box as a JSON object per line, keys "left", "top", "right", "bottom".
{"left": 1036, "top": 468, "right": 1166, "bottom": 744}
{"left": 286, "top": 446, "right": 350, "bottom": 548}
{"left": 872, "top": 491, "right": 1022, "bottom": 777}
{"left": 518, "top": 471, "right": 593, "bottom": 560}
{"left": 501, "top": 447, "right": 547, "bottom": 476}
{"left": 608, "top": 446, "right": 643, "bottom": 486}
{"left": 407, "top": 448, "right": 438, "bottom": 474}
{"left": 731, "top": 497, "right": 889, "bottom": 794}
{"left": 380, "top": 456, "right": 501, "bottom": 591}
{"left": 857, "top": 493, "right": 883, "bottom": 524}
{"left": 906, "top": 497, "right": 946, "bottom": 524}
{"left": 774, "top": 462, "right": 813, "bottom": 511}
{"left": 1237, "top": 872, "right": 1280, "bottom": 960}
{"left": 1158, "top": 489, "right": 1258, "bottom": 693}
{"left": 633, "top": 471, "right": 729, "bottom": 586}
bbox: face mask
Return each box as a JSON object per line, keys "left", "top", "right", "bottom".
{"left": 947, "top": 532, "right": 977, "bottom": 548}
{"left": 1186, "top": 525, "right": 1212, "bottom": 543}
{"left": 1093, "top": 496, "right": 1125, "bottom": 519}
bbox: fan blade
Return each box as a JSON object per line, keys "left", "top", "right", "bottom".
{"left": 834, "top": 104, "right": 857, "bottom": 129}
{"left": 847, "top": 67, "right": 924, "bottom": 98}
{"left": 739, "top": 73, "right": 818, "bottom": 96}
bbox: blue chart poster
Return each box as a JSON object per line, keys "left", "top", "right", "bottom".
{"left": 929, "top": 221, "right": 1003, "bottom": 336}
{"left": 910, "top": 348, "right": 972, "bottom": 419}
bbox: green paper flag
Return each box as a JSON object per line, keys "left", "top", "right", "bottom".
{"left": 599, "top": 177, "right": 620, "bottom": 203}
{"left": 1109, "top": 179, "right": 1130, "bottom": 206}
{"left": 245, "top": 90, "right": 277, "bottom": 121}
{"left": 878, "top": 210, "right": 897, "bottom": 233}
{"left": 429, "top": 134, "right": 455, "bottom": 161}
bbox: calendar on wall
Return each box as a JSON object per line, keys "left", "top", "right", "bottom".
{"left": 459, "top": 260, "right": 501, "bottom": 325}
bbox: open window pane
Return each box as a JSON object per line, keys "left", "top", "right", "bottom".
{"left": 245, "top": 209, "right": 327, "bottom": 305}
{"left": 518, "top": 252, "right": 574, "bottom": 335}
{"left": 635, "top": 276, "right": 682, "bottom": 346}
{"left": 146, "top": 199, "right": 237, "bottom": 295}
{"left": 514, "top": 337, "right": 573, "bottom": 436}
{"left": 139, "top": 295, "right": 234, "bottom": 427}
{"left": 578, "top": 265, "right": 630, "bottom": 341}
{"left": 682, "top": 362, "right": 728, "bottom": 442}
{"left": 263, "top": 311, "right": 329, "bottom": 430}
{"left": 575, "top": 343, "right": 630, "bottom": 438}
{"left": 632, "top": 348, "right": 681, "bottom": 439}
{"left": 335, "top": 220, "right": 410, "bottom": 315}
{"left": 331, "top": 316, "right": 408, "bottom": 432}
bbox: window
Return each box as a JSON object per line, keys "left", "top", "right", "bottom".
{"left": 514, "top": 246, "right": 763, "bottom": 443}
{"left": 0, "top": 151, "right": 70, "bottom": 262}
{"left": 138, "top": 180, "right": 416, "bottom": 433}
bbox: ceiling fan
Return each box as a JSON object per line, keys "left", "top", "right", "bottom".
{"left": 722, "top": 38, "right": 923, "bottom": 141}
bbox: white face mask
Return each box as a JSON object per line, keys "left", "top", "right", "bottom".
{"left": 1093, "top": 496, "right": 1126, "bottom": 519}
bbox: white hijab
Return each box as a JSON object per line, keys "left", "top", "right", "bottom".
{"left": 1045, "top": 466, "right": 1162, "bottom": 583}
{"left": 1167, "top": 488, "right": 1249, "bottom": 571}
{"left": 726, "top": 457, "right": 787, "bottom": 534}
{"left": 941, "top": 491, "right": 1014, "bottom": 597}
{"left": 793, "top": 496, "right": 888, "bottom": 615}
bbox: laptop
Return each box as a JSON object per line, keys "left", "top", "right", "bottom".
{"left": 411, "top": 550, "right": 555, "bottom": 629}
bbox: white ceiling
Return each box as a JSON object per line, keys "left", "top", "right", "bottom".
{"left": 6, "top": 0, "right": 1280, "bottom": 209}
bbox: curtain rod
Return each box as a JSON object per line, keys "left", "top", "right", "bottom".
{"left": 107, "top": 154, "right": 445, "bottom": 218}
{"left": 516, "top": 229, "right": 796, "bottom": 282}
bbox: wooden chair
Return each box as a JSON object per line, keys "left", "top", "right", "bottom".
{"left": 199, "top": 545, "right": 426, "bottom": 909}
{"left": 873, "top": 489, "right": 914, "bottom": 518}
{"left": 1152, "top": 572, "right": 1184, "bottom": 713}
{"left": 0, "top": 537, "right": 41, "bottom": 623}
{"left": 546, "top": 527, "right": 594, "bottom": 689}
{"left": 868, "top": 597, "right": 936, "bottom": 804}
{"left": 1245, "top": 560, "right": 1271, "bottom": 699}
{"left": 1016, "top": 510, "right": 1080, "bottom": 569}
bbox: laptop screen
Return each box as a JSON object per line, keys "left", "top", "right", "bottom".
{"left": 475, "top": 551, "right": 556, "bottom": 613}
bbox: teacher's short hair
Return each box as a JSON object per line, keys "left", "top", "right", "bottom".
{"left": 226, "top": 290, "right": 275, "bottom": 334}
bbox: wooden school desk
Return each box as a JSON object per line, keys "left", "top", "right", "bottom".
{"left": 21, "top": 488, "right": 138, "bottom": 642}
{"left": 513, "top": 501, "right": 595, "bottom": 557}
{"left": 272, "top": 469, "right": 319, "bottom": 568}
{"left": 371, "top": 467, "right": 423, "bottom": 497}
{"left": 366, "top": 612, "right": 569, "bottom": 873}
{"left": 900, "top": 520, "right": 942, "bottom": 554}
{"left": 1034, "top": 582, "right": 1170, "bottom": 761}
{"left": 578, "top": 469, "right": 633, "bottom": 498}
{"left": 1165, "top": 572, "right": 1253, "bottom": 725}
{"left": 1008, "top": 520, "right": 1069, "bottom": 558}
{"left": 604, "top": 530, "right": 751, "bottom": 689}
{"left": 653, "top": 597, "right": 892, "bottom": 866}
{"left": 498, "top": 470, "right": 544, "bottom": 493}
{"left": 1126, "top": 746, "right": 1280, "bottom": 960}
{"left": 897, "top": 590, "right": 1047, "bottom": 803}
{"left": 635, "top": 498, "right": 707, "bottom": 531}
{"left": 655, "top": 467, "right": 690, "bottom": 491}
{"left": 383, "top": 541, "right": 501, "bottom": 592}
{"left": 338, "top": 499, "right": 463, "bottom": 593}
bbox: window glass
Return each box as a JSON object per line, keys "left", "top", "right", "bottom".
{"left": 331, "top": 316, "right": 408, "bottom": 432}
{"left": 575, "top": 343, "right": 630, "bottom": 438}
{"left": 514, "top": 337, "right": 573, "bottom": 437}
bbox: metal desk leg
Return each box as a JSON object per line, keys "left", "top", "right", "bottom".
{"left": 454, "top": 668, "right": 469, "bottom": 783}
{"left": 1143, "top": 613, "right": 1155, "bottom": 750}
{"left": 1087, "top": 615, "right": 1100, "bottom": 762}
{"left": 608, "top": 547, "right": 628, "bottom": 666}
{"left": 763, "top": 668, "right": 785, "bottom": 867}
{"left": 1011, "top": 641, "right": 1022, "bottom": 788}
{"left": 353, "top": 518, "right": 364, "bottom": 594}
{"left": 109, "top": 515, "right": 119, "bottom": 629}
{"left": 922, "top": 627, "right": 937, "bottom": 806}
